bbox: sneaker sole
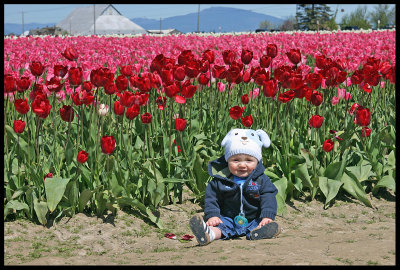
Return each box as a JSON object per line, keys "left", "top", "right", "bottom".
{"left": 250, "top": 222, "right": 280, "bottom": 240}
{"left": 189, "top": 215, "right": 210, "bottom": 246}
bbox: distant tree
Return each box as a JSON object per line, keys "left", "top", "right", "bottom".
{"left": 296, "top": 4, "right": 334, "bottom": 31}
{"left": 340, "top": 6, "right": 371, "bottom": 29}
{"left": 258, "top": 20, "right": 274, "bottom": 30}
{"left": 369, "top": 4, "right": 395, "bottom": 28}
{"left": 279, "top": 16, "right": 296, "bottom": 31}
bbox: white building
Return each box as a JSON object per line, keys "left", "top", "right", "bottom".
{"left": 56, "top": 4, "right": 147, "bottom": 35}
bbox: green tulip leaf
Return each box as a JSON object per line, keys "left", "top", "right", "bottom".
{"left": 345, "top": 160, "right": 373, "bottom": 183}
{"left": 44, "top": 177, "right": 71, "bottom": 212}
{"left": 372, "top": 175, "right": 396, "bottom": 193}
{"left": 33, "top": 199, "right": 48, "bottom": 225}
{"left": 319, "top": 177, "right": 343, "bottom": 209}
{"left": 341, "top": 172, "right": 372, "bottom": 208}
{"left": 4, "top": 200, "right": 29, "bottom": 220}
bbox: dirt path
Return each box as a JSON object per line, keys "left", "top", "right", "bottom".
{"left": 4, "top": 190, "right": 396, "bottom": 265}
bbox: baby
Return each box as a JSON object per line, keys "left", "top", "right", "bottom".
{"left": 189, "top": 128, "right": 281, "bottom": 245}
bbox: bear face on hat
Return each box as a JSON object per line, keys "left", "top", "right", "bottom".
{"left": 221, "top": 128, "right": 271, "bottom": 161}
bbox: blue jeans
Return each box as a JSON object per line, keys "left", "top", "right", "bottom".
{"left": 215, "top": 216, "right": 262, "bottom": 240}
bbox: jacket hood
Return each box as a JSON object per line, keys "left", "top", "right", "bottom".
{"left": 208, "top": 155, "right": 266, "bottom": 183}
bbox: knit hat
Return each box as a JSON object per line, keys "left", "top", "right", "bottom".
{"left": 221, "top": 128, "right": 271, "bottom": 161}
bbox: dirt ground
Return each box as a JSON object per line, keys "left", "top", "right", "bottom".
{"left": 4, "top": 188, "right": 396, "bottom": 266}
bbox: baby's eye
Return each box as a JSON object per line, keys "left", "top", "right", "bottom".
{"left": 251, "top": 133, "right": 254, "bottom": 136}
{"left": 235, "top": 133, "right": 238, "bottom": 135}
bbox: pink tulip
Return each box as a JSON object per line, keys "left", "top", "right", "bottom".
{"left": 331, "top": 96, "right": 339, "bottom": 106}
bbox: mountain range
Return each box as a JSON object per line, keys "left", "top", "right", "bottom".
{"left": 4, "top": 7, "right": 285, "bottom": 35}
{"left": 131, "top": 7, "right": 285, "bottom": 33}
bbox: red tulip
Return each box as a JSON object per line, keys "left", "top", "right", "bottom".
{"left": 175, "top": 118, "right": 187, "bottom": 131}
{"left": 119, "top": 65, "right": 133, "bottom": 77}
{"left": 322, "top": 139, "right": 334, "bottom": 152}
{"left": 13, "top": 120, "right": 26, "bottom": 134}
{"left": 212, "top": 65, "right": 227, "bottom": 79}
{"left": 4, "top": 74, "right": 17, "bottom": 93}
{"left": 101, "top": 135, "right": 115, "bottom": 155}
{"left": 173, "top": 66, "right": 186, "bottom": 81}
{"left": 262, "top": 79, "right": 278, "bottom": 97}
{"left": 137, "top": 76, "right": 151, "bottom": 92}
{"left": 164, "top": 82, "right": 180, "bottom": 98}
{"left": 90, "top": 67, "right": 113, "bottom": 88}
{"left": 229, "top": 106, "right": 244, "bottom": 120}
{"left": 286, "top": 49, "right": 301, "bottom": 65}
{"left": 185, "top": 59, "right": 200, "bottom": 78}
{"left": 202, "top": 49, "right": 215, "bottom": 64}
{"left": 181, "top": 82, "right": 197, "bottom": 99}
{"left": 241, "top": 115, "right": 253, "bottom": 127}
{"left": 178, "top": 50, "right": 194, "bottom": 66}
{"left": 350, "top": 70, "right": 363, "bottom": 85}
{"left": 241, "top": 94, "right": 249, "bottom": 104}
{"left": 114, "top": 100, "right": 125, "bottom": 116}
{"left": 308, "top": 115, "right": 324, "bottom": 128}
{"left": 115, "top": 75, "right": 128, "bottom": 92}
{"left": 198, "top": 73, "right": 209, "bottom": 85}
{"left": 77, "top": 150, "right": 89, "bottom": 163}
{"left": 259, "top": 55, "right": 271, "bottom": 68}
{"left": 46, "top": 76, "right": 64, "bottom": 93}
{"left": 361, "top": 127, "right": 371, "bottom": 137}
{"left": 222, "top": 50, "right": 236, "bottom": 65}
{"left": 73, "top": 90, "right": 94, "bottom": 106}
{"left": 68, "top": 67, "right": 83, "bottom": 86}
{"left": 32, "top": 96, "right": 52, "bottom": 119}
{"left": 44, "top": 172, "right": 53, "bottom": 181}
{"left": 30, "top": 61, "right": 45, "bottom": 77}
{"left": 349, "top": 103, "right": 360, "bottom": 115}
{"left": 306, "top": 73, "right": 323, "bottom": 90}
{"left": 266, "top": 44, "right": 278, "bottom": 58}
{"left": 59, "top": 105, "right": 74, "bottom": 122}
{"left": 125, "top": 104, "right": 140, "bottom": 120}
{"left": 226, "top": 66, "right": 241, "bottom": 83}
{"left": 278, "top": 90, "right": 295, "bottom": 103}
{"left": 61, "top": 47, "right": 78, "bottom": 61}
{"left": 310, "top": 91, "right": 323, "bottom": 106}
{"left": 53, "top": 64, "right": 69, "bottom": 78}
{"left": 161, "top": 68, "right": 174, "bottom": 83}
{"left": 16, "top": 76, "right": 31, "bottom": 92}
{"left": 140, "top": 112, "right": 152, "bottom": 124}
{"left": 120, "top": 90, "right": 136, "bottom": 107}
{"left": 241, "top": 49, "right": 253, "bottom": 65}
{"left": 104, "top": 82, "right": 117, "bottom": 95}
{"left": 82, "top": 81, "right": 93, "bottom": 92}
{"left": 14, "top": 98, "right": 30, "bottom": 115}
{"left": 355, "top": 106, "right": 371, "bottom": 126}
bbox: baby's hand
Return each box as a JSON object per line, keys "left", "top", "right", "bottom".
{"left": 206, "top": 216, "right": 223, "bottom": 227}
{"left": 256, "top": 217, "right": 273, "bottom": 229}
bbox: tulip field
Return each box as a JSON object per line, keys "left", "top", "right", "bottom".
{"left": 4, "top": 30, "right": 396, "bottom": 228}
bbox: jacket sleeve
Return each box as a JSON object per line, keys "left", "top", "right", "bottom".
{"left": 258, "top": 174, "right": 278, "bottom": 220}
{"left": 203, "top": 179, "right": 221, "bottom": 221}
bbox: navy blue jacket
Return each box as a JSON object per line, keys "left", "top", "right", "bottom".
{"left": 204, "top": 155, "right": 278, "bottom": 222}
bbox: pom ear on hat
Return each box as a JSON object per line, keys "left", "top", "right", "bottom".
{"left": 221, "top": 129, "right": 233, "bottom": 147}
{"left": 256, "top": 129, "right": 271, "bottom": 148}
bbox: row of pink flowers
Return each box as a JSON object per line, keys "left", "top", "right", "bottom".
{"left": 4, "top": 31, "right": 395, "bottom": 82}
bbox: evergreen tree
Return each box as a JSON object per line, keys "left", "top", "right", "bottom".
{"left": 296, "top": 4, "right": 334, "bottom": 31}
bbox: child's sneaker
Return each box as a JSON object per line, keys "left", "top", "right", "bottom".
{"left": 189, "top": 214, "right": 211, "bottom": 246}
{"left": 250, "top": 222, "right": 281, "bottom": 240}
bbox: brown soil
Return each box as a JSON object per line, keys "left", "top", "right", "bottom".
{"left": 4, "top": 189, "right": 396, "bottom": 265}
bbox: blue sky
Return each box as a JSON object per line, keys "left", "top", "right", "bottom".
{"left": 4, "top": 4, "right": 391, "bottom": 24}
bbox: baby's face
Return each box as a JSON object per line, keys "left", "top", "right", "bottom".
{"left": 227, "top": 154, "right": 258, "bottom": 178}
